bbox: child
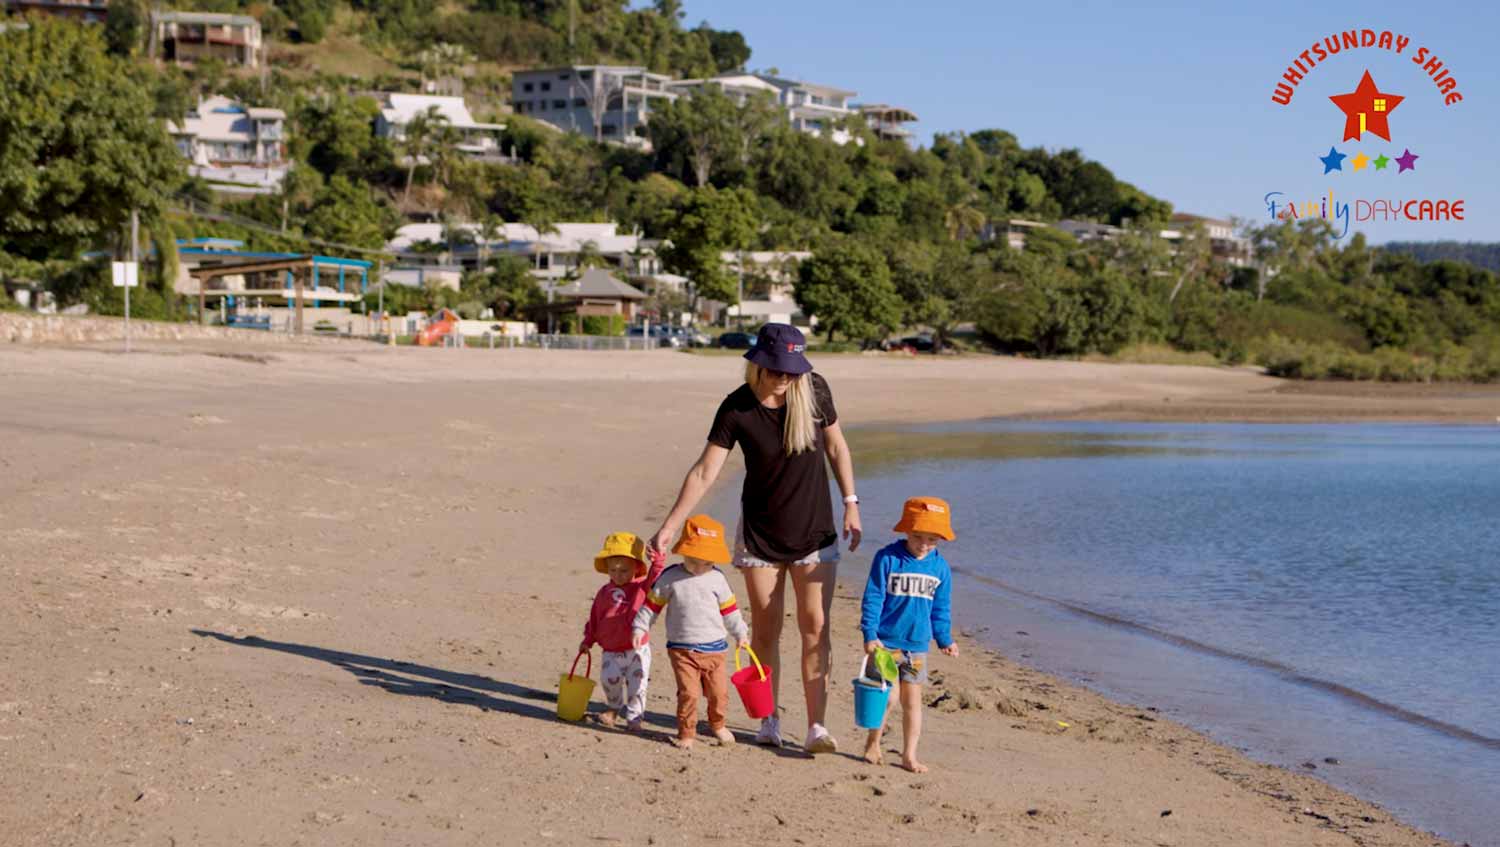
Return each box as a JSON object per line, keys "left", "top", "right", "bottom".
{"left": 632, "top": 514, "right": 749, "bottom": 749}
{"left": 579, "top": 532, "right": 665, "bottom": 731}
{"left": 859, "top": 496, "right": 959, "bottom": 773}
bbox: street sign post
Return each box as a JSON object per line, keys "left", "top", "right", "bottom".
{"left": 112, "top": 260, "right": 137, "bottom": 354}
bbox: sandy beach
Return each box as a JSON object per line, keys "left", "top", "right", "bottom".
{"left": 1, "top": 340, "right": 1482, "bottom": 846}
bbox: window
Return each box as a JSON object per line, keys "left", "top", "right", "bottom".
{"left": 523, "top": 82, "right": 534, "bottom": 93}
{"left": 602, "top": 124, "right": 618, "bottom": 136}
{"left": 540, "top": 81, "right": 551, "bottom": 92}
{"left": 579, "top": 70, "right": 592, "bottom": 80}
{"left": 572, "top": 97, "right": 585, "bottom": 107}
{"left": 1373, "top": 98, "right": 1386, "bottom": 112}
{"left": 553, "top": 100, "right": 566, "bottom": 110}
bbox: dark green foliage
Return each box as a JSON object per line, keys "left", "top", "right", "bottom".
{"left": 1383, "top": 241, "right": 1500, "bottom": 273}
{"left": 581, "top": 314, "right": 626, "bottom": 336}
{"left": 795, "top": 237, "right": 902, "bottom": 344}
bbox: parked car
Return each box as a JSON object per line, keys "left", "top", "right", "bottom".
{"left": 675, "top": 327, "right": 711, "bottom": 348}
{"left": 717, "top": 331, "right": 756, "bottom": 349}
{"left": 900, "top": 334, "right": 936, "bottom": 352}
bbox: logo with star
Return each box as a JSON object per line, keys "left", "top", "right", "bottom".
{"left": 1330, "top": 70, "right": 1404, "bottom": 142}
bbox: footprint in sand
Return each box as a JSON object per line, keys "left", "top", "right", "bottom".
{"left": 201, "top": 596, "right": 322, "bottom": 619}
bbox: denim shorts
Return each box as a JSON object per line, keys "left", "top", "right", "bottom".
{"left": 865, "top": 650, "right": 929, "bottom": 685}
{"left": 732, "top": 518, "right": 840, "bottom": 569}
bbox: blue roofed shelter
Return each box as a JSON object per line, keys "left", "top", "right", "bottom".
{"left": 181, "top": 247, "right": 372, "bottom": 334}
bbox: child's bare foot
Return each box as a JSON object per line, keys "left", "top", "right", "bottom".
{"left": 901, "top": 756, "right": 929, "bottom": 774}
{"left": 671, "top": 736, "right": 695, "bottom": 749}
{"left": 711, "top": 727, "right": 736, "bottom": 745}
{"left": 626, "top": 718, "right": 642, "bottom": 733}
{"left": 597, "top": 710, "right": 617, "bottom": 729}
{"left": 862, "top": 734, "right": 883, "bottom": 765}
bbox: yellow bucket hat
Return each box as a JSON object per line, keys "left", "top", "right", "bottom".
{"left": 672, "top": 514, "right": 732, "bottom": 565}
{"left": 892, "top": 496, "right": 956, "bottom": 541}
{"left": 594, "top": 532, "right": 648, "bottom": 576}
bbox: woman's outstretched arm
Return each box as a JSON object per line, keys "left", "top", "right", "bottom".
{"left": 823, "top": 422, "right": 862, "bottom": 551}
{"left": 650, "top": 442, "right": 731, "bottom": 553}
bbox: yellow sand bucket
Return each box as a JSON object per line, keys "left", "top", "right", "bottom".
{"left": 556, "top": 651, "right": 595, "bottom": 722}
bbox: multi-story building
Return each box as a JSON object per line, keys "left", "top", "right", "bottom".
{"left": 373, "top": 93, "right": 507, "bottom": 160}
{"left": 2, "top": 0, "right": 108, "bottom": 24}
{"left": 167, "top": 95, "right": 288, "bottom": 194}
{"left": 1167, "top": 213, "right": 1253, "bottom": 267}
{"left": 748, "top": 73, "right": 858, "bottom": 144}
{"left": 855, "top": 104, "right": 919, "bottom": 143}
{"left": 510, "top": 65, "right": 678, "bottom": 145}
{"left": 666, "top": 73, "right": 781, "bottom": 106}
{"left": 150, "top": 11, "right": 262, "bottom": 68}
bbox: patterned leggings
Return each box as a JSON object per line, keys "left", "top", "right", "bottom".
{"left": 601, "top": 644, "right": 651, "bottom": 722}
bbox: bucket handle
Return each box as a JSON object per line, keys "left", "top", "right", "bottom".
{"left": 567, "top": 649, "right": 592, "bottom": 681}
{"left": 857, "top": 654, "right": 889, "bottom": 692}
{"left": 733, "top": 643, "right": 766, "bottom": 682}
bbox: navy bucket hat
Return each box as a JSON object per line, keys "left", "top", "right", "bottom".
{"left": 745, "top": 323, "right": 812, "bottom": 375}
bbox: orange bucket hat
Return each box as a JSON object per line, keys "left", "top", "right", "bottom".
{"left": 594, "top": 531, "right": 648, "bottom": 576}
{"left": 672, "top": 514, "right": 732, "bottom": 564}
{"left": 892, "top": 496, "right": 956, "bottom": 541}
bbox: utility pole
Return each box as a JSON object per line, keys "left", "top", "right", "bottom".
{"left": 375, "top": 258, "right": 384, "bottom": 339}
{"left": 568, "top": 0, "right": 575, "bottom": 61}
{"left": 127, "top": 209, "right": 138, "bottom": 354}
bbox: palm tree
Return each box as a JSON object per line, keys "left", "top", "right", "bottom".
{"left": 944, "top": 201, "right": 986, "bottom": 242}
{"left": 399, "top": 106, "right": 449, "bottom": 202}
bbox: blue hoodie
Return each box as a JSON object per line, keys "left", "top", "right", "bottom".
{"left": 860, "top": 539, "right": 953, "bottom": 652}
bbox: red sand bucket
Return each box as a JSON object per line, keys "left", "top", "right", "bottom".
{"left": 556, "top": 651, "right": 595, "bottom": 722}
{"left": 730, "top": 644, "right": 775, "bottom": 719}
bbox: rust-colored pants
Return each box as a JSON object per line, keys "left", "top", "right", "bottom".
{"left": 668, "top": 648, "right": 728, "bottom": 739}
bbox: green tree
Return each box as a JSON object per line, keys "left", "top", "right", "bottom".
{"left": 648, "top": 85, "right": 737, "bottom": 187}
{"left": 0, "top": 22, "right": 183, "bottom": 272}
{"left": 658, "top": 185, "right": 758, "bottom": 305}
{"left": 304, "top": 175, "right": 400, "bottom": 251}
{"left": 104, "top": 0, "right": 148, "bottom": 56}
{"left": 795, "top": 238, "right": 902, "bottom": 344}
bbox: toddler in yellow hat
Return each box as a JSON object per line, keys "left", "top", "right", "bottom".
{"left": 859, "top": 497, "right": 959, "bottom": 772}
{"left": 632, "top": 514, "right": 749, "bottom": 748}
{"left": 578, "top": 531, "right": 665, "bottom": 730}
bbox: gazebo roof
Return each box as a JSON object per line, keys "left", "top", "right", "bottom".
{"left": 551, "top": 267, "right": 646, "bottom": 300}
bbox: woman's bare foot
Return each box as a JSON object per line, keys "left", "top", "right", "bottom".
{"left": 862, "top": 733, "right": 883, "bottom": 765}
{"left": 597, "top": 710, "right": 617, "bottom": 729}
{"left": 711, "top": 727, "right": 736, "bottom": 745}
{"left": 671, "top": 736, "right": 695, "bottom": 749}
{"left": 901, "top": 756, "right": 929, "bottom": 774}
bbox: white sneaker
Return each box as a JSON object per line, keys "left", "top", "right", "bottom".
{"left": 755, "top": 715, "right": 783, "bottom": 747}
{"left": 805, "top": 723, "right": 838, "bottom": 754}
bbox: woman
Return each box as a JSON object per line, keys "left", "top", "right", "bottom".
{"left": 650, "top": 323, "right": 861, "bottom": 752}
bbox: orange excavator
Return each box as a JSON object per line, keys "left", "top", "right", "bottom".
{"left": 416, "top": 308, "right": 461, "bottom": 347}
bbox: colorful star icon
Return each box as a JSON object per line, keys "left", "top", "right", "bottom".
{"left": 1319, "top": 146, "right": 1347, "bottom": 174}
{"left": 1395, "top": 149, "right": 1419, "bottom": 173}
{"left": 1330, "top": 70, "right": 1404, "bottom": 142}
{"left": 1351, "top": 152, "right": 1370, "bottom": 171}
{"left": 1373, "top": 154, "right": 1391, "bottom": 170}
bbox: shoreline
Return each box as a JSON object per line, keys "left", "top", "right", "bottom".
{"left": 0, "top": 343, "right": 1466, "bottom": 846}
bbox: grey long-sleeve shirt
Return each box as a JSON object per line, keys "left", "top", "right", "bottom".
{"left": 632, "top": 564, "right": 748, "bottom": 651}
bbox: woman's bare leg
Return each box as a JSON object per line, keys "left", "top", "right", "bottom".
{"left": 789, "top": 560, "right": 837, "bottom": 730}
{"left": 740, "top": 566, "right": 787, "bottom": 707}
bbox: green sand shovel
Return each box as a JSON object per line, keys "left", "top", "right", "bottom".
{"left": 872, "top": 647, "right": 900, "bottom": 683}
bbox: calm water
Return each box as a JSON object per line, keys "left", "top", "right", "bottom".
{"left": 848, "top": 422, "right": 1499, "bottom": 846}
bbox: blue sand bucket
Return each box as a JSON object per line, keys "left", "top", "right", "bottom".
{"left": 852, "top": 655, "right": 891, "bottom": 730}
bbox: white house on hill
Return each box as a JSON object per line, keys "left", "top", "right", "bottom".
{"left": 374, "top": 93, "right": 507, "bottom": 160}
{"left": 167, "top": 95, "right": 288, "bottom": 195}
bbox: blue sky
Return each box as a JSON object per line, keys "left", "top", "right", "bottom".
{"left": 677, "top": 0, "right": 1500, "bottom": 243}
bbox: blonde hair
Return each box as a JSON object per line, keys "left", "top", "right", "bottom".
{"left": 745, "top": 363, "right": 821, "bottom": 455}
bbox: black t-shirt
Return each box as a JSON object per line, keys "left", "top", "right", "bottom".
{"left": 707, "top": 373, "right": 839, "bottom": 562}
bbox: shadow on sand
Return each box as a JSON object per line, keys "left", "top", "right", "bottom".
{"left": 191, "top": 629, "right": 811, "bottom": 757}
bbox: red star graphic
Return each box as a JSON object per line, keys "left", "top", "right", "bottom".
{"left": 1329, "top": 70, "right": 1404, "bottom": 142}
